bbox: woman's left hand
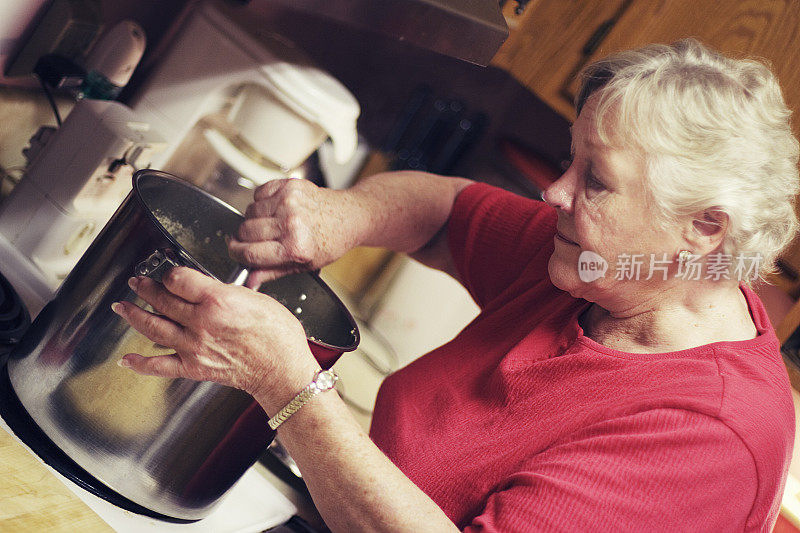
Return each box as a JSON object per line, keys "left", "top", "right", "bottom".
{"left": 111, "top": 266, "right": 320, "bottom": 409}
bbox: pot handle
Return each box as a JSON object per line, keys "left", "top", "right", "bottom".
{"left": 135, "top": 249, "right": 250, "bottom": 286}
{"left": 134, "top": 249, "right": 181, "bottom": 283}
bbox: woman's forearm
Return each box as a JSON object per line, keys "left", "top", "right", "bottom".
{"left": 344, "top": 171, "right": 473, "bottom": 254}
{"left": 258, "top": 389, "right": 459, "bottom": 533}
{"left": 226, "top": 171, "right": 472, "bottom": 283}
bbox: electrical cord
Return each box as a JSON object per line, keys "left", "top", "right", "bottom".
{"left": 335, "top": 381, "right": 375, "bottom": 417}
{"left": 355, "top": 323, "right": 398, "bottom": 377}
{"left": 34, "top": 73, "right": 63, "bottom": 127}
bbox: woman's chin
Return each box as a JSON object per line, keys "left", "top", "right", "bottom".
{"left": 549, "top": 260, "right": 582, "bottom": 294}
{"left": 548, "top": 258, "right": 607, "bottom": 302}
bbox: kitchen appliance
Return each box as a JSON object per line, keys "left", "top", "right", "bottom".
{"left": 0, "top": 98, "right": 166, "bottom": 288}
{"left": 3, "top": 169, "right": 359, "bottom": 521}
{"left": 130, "top": 1, "right": 360, "bottom": 213}
{"left": 80, "top": 19, "right": 147, "bottom": 100}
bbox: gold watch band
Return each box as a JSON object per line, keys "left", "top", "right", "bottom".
{"left": 268, "top": 369, "right": 338, "bottom": 430}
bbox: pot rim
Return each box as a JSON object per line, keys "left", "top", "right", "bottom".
{"left": 132, "top": 169, "right": 247, "bottom": 282}
{"left": 132, "top": 169, "right": 360, "bottom": 353}
{"left": 300, "top": 270, "right": 361, "bottom": 353}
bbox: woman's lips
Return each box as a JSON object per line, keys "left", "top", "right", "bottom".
{"left": 555, "top": 232, "right": 579, "bottom": 246}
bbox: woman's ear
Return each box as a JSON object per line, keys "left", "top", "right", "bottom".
{"left": 685, "top": 209, "right": 729, "bottom": 255}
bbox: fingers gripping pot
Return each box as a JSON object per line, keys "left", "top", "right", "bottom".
{"left": 3, "top": 170, "right": 359, "bottom": 521}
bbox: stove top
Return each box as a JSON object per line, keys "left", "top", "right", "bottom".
{"left": 0, "top": 271, "right": 30, "bottom": 360}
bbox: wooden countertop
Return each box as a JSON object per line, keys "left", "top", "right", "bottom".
{"left": 0, "top": 425, "right": 111, "bottom": 532}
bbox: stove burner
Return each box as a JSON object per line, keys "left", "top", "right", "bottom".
{"left": 0, "top": 272, "right": 30, "bottom": 357}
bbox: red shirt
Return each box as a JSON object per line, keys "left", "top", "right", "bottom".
{"left": 369, "top": 183, "right": 795, "bottom": 532}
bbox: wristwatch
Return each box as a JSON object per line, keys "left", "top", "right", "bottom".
{"left": 268, "top": 369, "right": 339, "bottom": 430}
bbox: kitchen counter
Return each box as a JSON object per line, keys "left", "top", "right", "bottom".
{"left": 0, "top": 423, "right": 110, "bottom": 532}
{"left": 0, "top": 416, "right": 298, "bottom": 532}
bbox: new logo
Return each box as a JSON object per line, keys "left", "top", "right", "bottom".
{"left": 578, "top": 251, "right": 607, "bottom": 282}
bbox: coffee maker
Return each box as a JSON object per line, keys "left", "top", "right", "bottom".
{"left": 129, "top": 1, "right": 361, "bottom": 213}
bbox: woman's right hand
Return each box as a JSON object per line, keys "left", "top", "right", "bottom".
{"left": 228, "top": 178, "right": 360, "bottom": 288}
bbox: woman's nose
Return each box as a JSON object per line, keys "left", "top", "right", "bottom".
{"left": 543, "top": 170, "right": 575, "bottom": 212}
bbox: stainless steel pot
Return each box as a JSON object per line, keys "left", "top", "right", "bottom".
{"left": 4, "top": 169, "right": 358, "bottom": 520}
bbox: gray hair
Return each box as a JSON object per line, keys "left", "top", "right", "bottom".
{"left": 577, "top": 38, "right": 799, "bottom": 279}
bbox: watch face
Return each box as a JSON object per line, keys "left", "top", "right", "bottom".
{"left": 317, "top": 371, "right": 337, "bottom": 390}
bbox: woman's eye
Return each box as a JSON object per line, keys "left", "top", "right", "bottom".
{"left": 584, "top": 173, "right": 605, "bottom": 191}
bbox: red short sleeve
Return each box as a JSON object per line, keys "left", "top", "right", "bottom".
{"left": 447, "top": 183, "right": 557, "bottom": 308}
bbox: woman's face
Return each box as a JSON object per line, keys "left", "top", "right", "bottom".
{"left": 544, "top": 101, "right": 685, "bottom": 309}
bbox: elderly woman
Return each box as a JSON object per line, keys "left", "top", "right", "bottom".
{"left": 113, "top": 39, "right": 797, "bottom": 531}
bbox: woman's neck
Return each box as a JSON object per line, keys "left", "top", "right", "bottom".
{"left": 580, "top": 283, "right": 758, "bottom": 353}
